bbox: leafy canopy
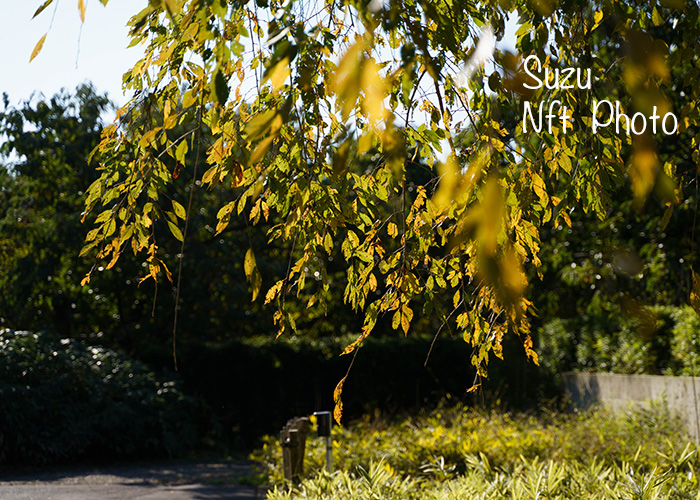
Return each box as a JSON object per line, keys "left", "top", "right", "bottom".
{"left": 29, "top": 0, "right": 700, "bottom": 421}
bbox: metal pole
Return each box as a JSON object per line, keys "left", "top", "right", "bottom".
{"left": 314, "top": 411, "right": 333, "bottom": 473}
{"left": 325, "top": 435, "right": 333, "bottom": 473}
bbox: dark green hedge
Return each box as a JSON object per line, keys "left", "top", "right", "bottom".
{"left": 161, "top": 333, "right": 553, "bottom": 447}
{"left": 0, "top": 329, "right": 208, "bottom": 465}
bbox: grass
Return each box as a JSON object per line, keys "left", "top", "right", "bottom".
{"left": 251, "top": 400, "right": 699, "bottom": 499}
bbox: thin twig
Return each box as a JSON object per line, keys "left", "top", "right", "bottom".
{"left": 171, "top": 91, "right": 204, "bottom": 371}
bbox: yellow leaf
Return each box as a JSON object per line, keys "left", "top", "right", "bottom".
{"left": 523, "top": 334, "right": 539, "bottom": 366}
{"left": 387, "top": 222, "right": 398, "bottom": 238}
{"left": 264, "top": 57, "right": 291, "bottom": 92}
{"left": 105, "top": 219, "right": 116, "bottom": 237}
{"left": 531, "top": 172, "right": 549, "bottom": 205}
{"left": 29, "top": 33, "right": 47, "bottom": 63}
{"left": 249, "top": 136, "right": 274, "bottom": 166}
{"left": 167, "top": 221, "right": 184, "bottom": 242}
{"left": 172, "top": 200, "right": 186, "bottom": 220}
{"left": 265, "top": 280, "right": 284, "bottom": 305}
{"left": 202, "top": 166, "right": 219, "bottom": 185}
{"left": 333, "top": 376, "right": 347, "bottom": 425}
{"left": 360, "top": 58, "right": 387, "bottom": 125}
{"left": 466, "top": 383, "right": 481, "bottom": 394}
{"left": 80, "top": 274, "right": 91, "bottom": 286}
{"left": 331, "top": 42, "right": 363, "bottom": 121}
{"left": 368, "top": 273, "right": 377, "bottom": 292}
{"left": 593, "top": 10, "right": 603, "bottom": 29}
{"left": 244, "top": 248, "right": 256, "bottom": 279}
{"left": 341, "top": 327, "right": 371, "bottom": 356}
{"left": 249, "top": 198, "right": 261, "bottom": 222}
{"left": 78, "top": 0, "right": 85, "bottom": 22}
{"left": 629, "top": 148, "right": 658, "bottom": 205}
{"left": 401, "top": 304, "right": 413, "bottom": 334}
{"left": 243, "top": 110, "right": 278, "bottom": 142}
{"left": 160, "top": 260, "right": 173, "bottom": 283}
{"left": 147, "top": 263, "right": 157, "bottom": 282}
{"left": 392, "top": 310, "right": 401, "bottom": 330}
{"left": 560, "top": 210, "right": 572, "bottom": 228}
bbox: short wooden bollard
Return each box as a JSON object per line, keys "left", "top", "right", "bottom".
{"left": 281, "top": 416, "right": 310, "bottom": 483}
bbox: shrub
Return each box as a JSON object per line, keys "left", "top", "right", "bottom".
{"left": 251, "top": 402, "right": 694, "bottom": 486}
{"left": 0, "top": 329, "right": 207, "bottom": 465}
{"left": 268, "top": 453, "right": 700, "bottom": 500}
{"left": 537, "top": 305, "right": 700, "bottom": 375}
{"left": 668, "top": 306, "right": 700, "bottom": 376}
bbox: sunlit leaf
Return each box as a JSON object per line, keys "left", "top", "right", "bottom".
{"left": 629, "top": 148, "right": 658, "bottom": 206}
{"left": 264, "top": 57, "right": 290, "bottom": 92}
{"left": 244, "top": 248, "right": 256, "bottom": 279}
{"left": 29, "top": 33, "right": 47, "bottom": 62}
{"left": 167, "top": 221, "right": 184, "bottom": 242}
{"left": 172, "top": 200, "right": 186, "bottom": 220}
{"left": 333, "top": 376, "right": 347, "bottom": 425}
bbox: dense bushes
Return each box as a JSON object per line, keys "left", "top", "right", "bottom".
{"left": 0, "top": 329, "right": 208, "bottom": 465}
{"left": 252, "top": 402, "right": 692, "bottom": 485}
{"left": 537, "top": 305, "right": 700, "bottom": 376}
{"left": 258, "top": 403, "right": 699, "bottom": 499}
{"left": 258, "top": 403, "right": 698, "bottom": 499}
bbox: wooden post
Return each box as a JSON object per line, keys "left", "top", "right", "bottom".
{"left": 281, "top": 416, "right": 310, "bottom": 483}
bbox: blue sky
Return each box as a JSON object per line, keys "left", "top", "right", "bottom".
{"left": 2, "top": 1, "right": 518, "bottom": 114}
{"left": 1, "top": 0, "right": 145, "bottom": 107}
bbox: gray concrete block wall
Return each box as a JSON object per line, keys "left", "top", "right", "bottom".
{"left": 562, "top": 372, "right": 700, "bottom": 443}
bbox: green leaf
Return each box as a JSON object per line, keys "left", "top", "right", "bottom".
{"left": 244, "top": 248, "right": 256, "bottom": 278}
{"left": 243, "top": 110, "right": 278, "bottom": 142}
{"left": 172, "top": 200, "right": 186, "bottom": 220}
{"left": 167, "top": 221, "right": 184, "bottom": 242}
{"left": 175, "top": 139, "right": 188, "bottom": 163}
{"left": 211, "top": 68, "right": 229, "bottom": 105}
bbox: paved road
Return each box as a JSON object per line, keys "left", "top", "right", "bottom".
{"left": 0, "top": 461, "right": 270, "bottom": 500}
{"left": 0, "top": 483, "right": 265, "bottom": 499}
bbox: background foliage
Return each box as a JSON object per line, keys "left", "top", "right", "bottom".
{"left": 0, "top": 328, "right": 208, "bottom": 465}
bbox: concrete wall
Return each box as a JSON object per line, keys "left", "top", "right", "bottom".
{"left": 562, "top": 372, "right": 700, "bottom": 443}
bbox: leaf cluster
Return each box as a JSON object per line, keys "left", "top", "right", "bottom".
{"left": 27, "top": 0, "right": 700, "bottom": 420}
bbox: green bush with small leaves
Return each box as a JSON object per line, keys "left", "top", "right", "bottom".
{"left": 538, "top": 305, "right": 700, "bottom": 376}
{"left": 252, "top": 402, "right": 695, "bottom": 487}
{"left": 0, "top": 329, "right": 208, "bottom": 465}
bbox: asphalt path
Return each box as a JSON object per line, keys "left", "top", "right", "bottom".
{"left": 0, "top": 460, "right": 270, "bottom": 500}
{"left": 0, "top": 483, "right": 263, "bottom": 499}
